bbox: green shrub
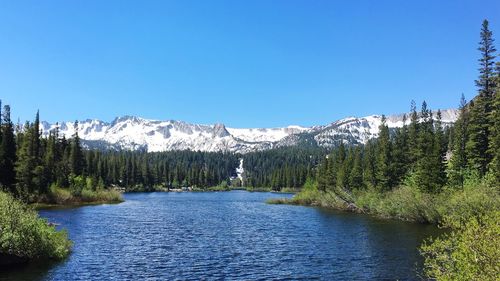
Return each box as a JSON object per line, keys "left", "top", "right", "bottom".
{"left": 0, "top": 191, "right": 71, "bottom": 260}
{"left": 435, "top": 179, "right": 499, "bottom": 229}
{"left": 420, "top": 211, "right": 500, "bottom": 281}
{"left": 48, "top": 184, "right": 72, "bottom": 204}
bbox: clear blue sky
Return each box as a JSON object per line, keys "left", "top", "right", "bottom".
{"left": 0, "top": 1, "right": 499, "bottom": 128}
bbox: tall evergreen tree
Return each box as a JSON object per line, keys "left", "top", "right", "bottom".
{"left": 349, "top": 147, "right": 364, "bottom": 189}
{"left": 414, "top": 102, "right": 439, "bottom": 192}
{"left": 362, "top": 140, "right": 377, "bottom": 188}
{"left": 0, "top": 105, "right": 17, "bottom": 193}
{"left": 490, "top": 61, "right": 500, "bottom": 182}
{"left": 408, "top": 100, "right": 420, "bottom": 168}
{"left": 16, "top": 122, "right": 38, "bottom": 200}
{"left": 392, "top": 114, "right": 410, "bottom": 185}
{"left": 431, "top": 110, "right": 447, "bottom": 189}
{"left": 448, "top": 95, "right": 469, "bottom": 186}
{"left": 376, "top": 115, "right": 392, "bottom": 190}
{"left": 69, "top": 121, "right": 85, "bottom": 176}
{"left": 466, "top": 19, "right": 497, "bottom": 176}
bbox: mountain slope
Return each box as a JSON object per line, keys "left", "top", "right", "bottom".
{"left": 40, "top": 109, "right": 459, "bottom": 153}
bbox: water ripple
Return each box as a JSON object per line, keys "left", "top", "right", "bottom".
{"left": 1, "top": 191, "right": 440, "bottom": 281}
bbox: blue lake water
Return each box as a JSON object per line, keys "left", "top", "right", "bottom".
{"left": 1, "top": 191, "right": 440, "bottom": 280}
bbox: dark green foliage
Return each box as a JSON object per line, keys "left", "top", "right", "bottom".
{"left": 349, "top": 147, "right": 364, "bottom": 189}
{"left": 408, "top": 100, "right": 420, "bottom": 166}
{"left": 15, "top": 120, "right": 42, "bottom": 200}
{"left": 0, "top": 104, "right": 17, "bottom": 192}
{"left": 448, "top": 95, "right": 469, "bottom": 186}
{"left": 391, "top": 114, "right": 410, "bottom": 185}
{"left": 488, "top": 61, "right": 499, "bottom": 183}
{"left": 476, "top": 20, "right": 497, "bottom": 99}
{"left": 376, "top": 116, "right": 393, "bottom": 190}
{"left": 315, "top": 101, "right": 450, "bottom": 197}
{"left": 90, "top": 150, "right": 239, "bottom": 190}
{"left": 465, "top": 20, "right": 497, "bottom": 176}
{"left": 69, "top": 121, "right": 85, "bottom": 176}
{"left": 243, "top": 146, "right": 325, "bottom": 190}
{"left": 362, "top": 140, "right": 377, "bottom": 188}
{"left": 413, "top": 103, "right": 447, "bottom": 193}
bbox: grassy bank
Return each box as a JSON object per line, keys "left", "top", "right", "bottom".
{"left": 0, "top": 191, "right": 71, "bottom": 264}
{"left": 268, "top": 178, "right": 499, "bottom": 224}
{"left": 33, "top": 185, "right": 123, "bottom": 207}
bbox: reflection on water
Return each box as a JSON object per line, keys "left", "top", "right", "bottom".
{"left": 0, "top": 191, "right": 441, "bottom": 280}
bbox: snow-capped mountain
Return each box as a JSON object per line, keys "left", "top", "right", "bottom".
{"left": 39, "top": 109, "right": 459, "bottom": 153}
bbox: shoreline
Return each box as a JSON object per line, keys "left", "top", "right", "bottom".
{"left": 32, "top": 199, "right": 124, "bottom": 210}
{"left": 124, "top": 187, "right": 301, "bottom": 194}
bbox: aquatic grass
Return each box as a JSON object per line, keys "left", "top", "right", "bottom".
{"left": 46, "top": 185, "right": 123, "bottom": 205}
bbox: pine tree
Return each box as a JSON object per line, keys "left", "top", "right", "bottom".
{"left": 349, "top": 147, "right": 364, "bottom": 189}
{"left": 414, "top": 102, "right": 438, "bottom": 192}
{"left": 44, "top": 130, "right": 57, "bottom": 186}
{"left": 335, "top": 143, "right": 349, "bottom": 189}
{"left": 16, "top": 122, "right": 37, "bottom": 200}
{"left": 32, "top": 110, "right": 41, "bottom": 160}
{"left": 338, "top": 147, "right": 353, "bottom": 189}
{"left": 431, "top": 110, "right": 447, "bottom": 189}
{"left": 476, "top": 20, "right": 497, "bottom": 99}
{"left": 376, "top": 115, "right": 393, "bottom": 190}
{"left": 362, "top": 140, "right": 377, "bottom": 188}
{"left": 392, "top": 114, "right": 410, "bottom": 185}
{"left": 489, "top": 61, "right": 500, "bottom": 182}
{"left": 325, "top": 155, "right": 337, "bottom": 190}
{"left": 0, "top": 105, "right": 17, "bottom": 193}
{"left": 317, "top": 156, "right": 329, "bottom": 192}
{"left": 408, "top": 100, "right": 420, "bottom": 168}
{"left": 466, "top": 19, "right": 497, "bottom": 176}
{"left": 448, "top": 94, "right": 469, "bottom": 187}
{"left": 69, "top": 121, "right": 85, "bottom": 176}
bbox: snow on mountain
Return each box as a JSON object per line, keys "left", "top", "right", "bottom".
{"left": 309, "top": 109, "right": 459, "bottom": 148}
{"left": 226, "top": 126, "right": 309, "bottom": 143}
{"left": 40, "top": 109, "right": 459, "bottom": 153}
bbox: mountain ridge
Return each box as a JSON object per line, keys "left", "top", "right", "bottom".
{"left": 40, "top": 109, "right": 459, "bottom": 153}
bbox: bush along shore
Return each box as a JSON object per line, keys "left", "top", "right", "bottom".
{"left": 0, "top": 191, "right": 72, "bottom": 267}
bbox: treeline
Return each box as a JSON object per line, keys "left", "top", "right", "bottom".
{"left": 83, "top": 150, "right": 239, "bottom": 190}
{"left": 243, "top": 147, "right": 326, "bottom": 189}
{"left": 316, "top": 20, "right": 499, "bottom": 196}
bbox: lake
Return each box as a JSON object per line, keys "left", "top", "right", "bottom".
{"left": 1, "top": 191, "right": 440, "bottom": 280}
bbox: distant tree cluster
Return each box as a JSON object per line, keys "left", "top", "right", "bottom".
{"left": 316, "top": 102, "right": 451, "bottom": 195}
{"left": 243, "top": 147, "right": 326, "bottom": 190}
{"left": 85, "top": 150, "right": 239, "bottom": 190}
